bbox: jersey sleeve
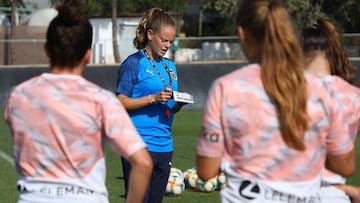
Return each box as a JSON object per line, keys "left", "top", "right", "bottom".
{"left": 324, "top": 85, "right": 354, "bottom": 155}
{"left": 196, "top": 79, "right": 225, "bottom": 158}
{"left": 116, "top": 59, "right": 138, "bottom": 96}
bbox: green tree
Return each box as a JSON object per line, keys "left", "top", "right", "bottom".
{"left": 322, "top": 0, "right": 359, "bottom": 32}
{"left": 0, "top": 0, "right": 10, "bottom": 6}
{"left": 197, "top": 0, "right": 360, "bottom": 36}
{"left": 84, "top": 0, "right": 109, "bottom": 16}
{"left": 201, "top": 0, "right": 237, "bottom": 20}
{"left": 199, "top": 0, "right": 238, "bottom": 36}
{"left": 84, "top": 0, "right": 187, "bottom": 17}
{"left": 287, "top": 0, "right": 359, "bottom": 32}
{"left": 286, "top": 0, "right": 325, "bottom": 29}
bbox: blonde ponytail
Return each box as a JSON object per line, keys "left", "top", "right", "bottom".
{"left": 237, "top": 0, "right": 308, "bottom": 150}
{"left": 133, "top": 7, "right": 176, "bottom": 50}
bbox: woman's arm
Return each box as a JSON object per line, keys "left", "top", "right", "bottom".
{"left": 125, "top": 148, "right": 153, "bottom": 203}
{"left": 117, "top": 94, "right": 154, "bottom": 111}
{"left": 326, "top": 148, "right": 355, "bottom": 177}
{"left": 117, "top": 88, "right": 173, "bottom": 111}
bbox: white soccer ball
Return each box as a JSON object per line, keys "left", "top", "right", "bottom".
{"left": 216, "top": 172, "right": 227, "bottom": 190}
{"left": 197, "top": 176, "right": 218, "bottom": 193}
{"left": 183, "top": 167, "right": 198, "bottom": 189}
{"left": 170, "top": 167, "right": 183, "bottom": 179}
{"left": 182, "top": 167, "right": 197, "bottom": 179}
{"left": 165, "top": 174, "right": 185, "bottom": 196}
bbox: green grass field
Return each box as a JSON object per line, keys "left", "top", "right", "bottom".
{"left": 1, "top": 109, "right": 360, "bottom": 202}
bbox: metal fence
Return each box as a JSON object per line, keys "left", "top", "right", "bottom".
{"left": 342, "top": 33, "right": 360, "bottom": 57}
{"left": 0, "top": 39, "right": 47, "bottom": 66}
{"left": 0, "top": 34, "right": 360, "bottom": 66}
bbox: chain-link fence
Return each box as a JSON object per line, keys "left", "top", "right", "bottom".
{"left": 1, "top": 34, "right": 360, "bottom": 66}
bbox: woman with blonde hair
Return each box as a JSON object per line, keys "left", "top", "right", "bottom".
{"left": 195, "top": 1, "right": 355, "bottom": 202}
{"left": 116, "top": 7, "right": 186, "bottom": 203}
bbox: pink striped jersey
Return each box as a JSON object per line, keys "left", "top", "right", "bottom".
{"left": 196, "top": 64, "right": 353, "bottom": 202}
{"left": 4, "top": 73, "right": 147, "bottom": 203}
{"left": 321, "top": 75, "right": 360, "bottom": 184}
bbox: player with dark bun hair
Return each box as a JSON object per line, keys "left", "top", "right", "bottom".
{"left": 46, "top": 0, "right": 93, "bottom": 68}
{"left": 4, "top": 1, "right": 152, "bottom": 203}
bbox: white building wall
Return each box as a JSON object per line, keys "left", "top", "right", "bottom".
{"left": 90, "top": 17, "right": 140, "bottom": 64}
{"left": 90, "top": 17, "right": 175, "bottom": 65}
{"left": 23, "top": 0, "right": 52, "bottom": 9}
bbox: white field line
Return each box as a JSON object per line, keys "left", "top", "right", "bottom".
{"left": 0, "top": 150, "right": 14, "bottom": 166}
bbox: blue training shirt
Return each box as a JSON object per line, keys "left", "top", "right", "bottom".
{"left": 116, "top": 49, "right": 178, "bottom": 152}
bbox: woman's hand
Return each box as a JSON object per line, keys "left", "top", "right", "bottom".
{"left": 335, "top": 184, "right": 360, "bottom": 203}
{"left": 154, "top": 87, "right": 173, "bottom": 102}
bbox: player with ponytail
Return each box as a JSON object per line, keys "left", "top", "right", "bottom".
{"left": 196, "top": 1, "right": 355, "bottom": 202}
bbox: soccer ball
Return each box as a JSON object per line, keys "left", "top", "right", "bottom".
{"left": 170, "top": 167, "right": 183, "bottom": 179}
{"left": 165, "top": 174, "right": 185, "bottom": 196}
{"left": 187, "top": 172, "right": 199, "bottom": 189}
{"left": 183, "top": 167, "right": 198, "bottom": 189}
{"left": 182, "top": 167, "right": 197, "bottom": 180}
{"left": 197, "top": 176, "right": 217, "bottom": 193}
{"left": 216, "top": 172, "right": 227, "bottom": 190}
